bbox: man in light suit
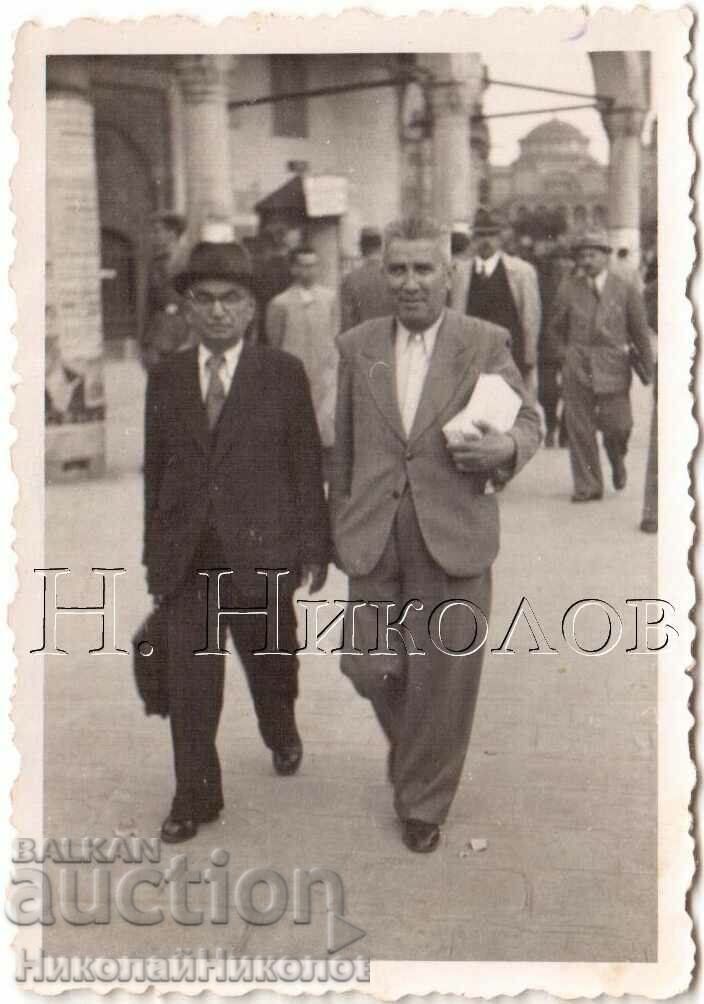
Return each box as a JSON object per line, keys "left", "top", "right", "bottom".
{"left": 547, "top": 230, "right": 654, "bottom": 502}
{"left": 266, "top": 246, "right": 339, "bottom": 477}
{"left": 451, "top": 208, "right": 541, "bottom": 396}
{"left": 144, "top": 242, "right": 329, "bottom": 844}
{"left": 332, "top": 218, "right": 541, "bottom": 853}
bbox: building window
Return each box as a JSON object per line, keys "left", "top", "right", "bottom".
{"left": 271, "top": 56, "right": 308, "bottom": 138}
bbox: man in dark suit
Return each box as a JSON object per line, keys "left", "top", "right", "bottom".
{"left": 332, "top": 218, "right": 541, "bottom": 853}
{"left": 547, "top": 230, "right": 654, "bottom": 502}
{"left": 143, "top": 241, "right": 329, "bottom": 843}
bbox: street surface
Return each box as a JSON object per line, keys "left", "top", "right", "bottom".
{"left": 40, "top": 359, "right": 657, "bottom": 962}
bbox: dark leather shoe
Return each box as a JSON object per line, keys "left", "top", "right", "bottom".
{"left": 640, "top": 518, "right": 657, "bottom": 534}
{"left": 160, "top": 816, "right": 198, "bottom": 844}
{"left": 198, "top": 807, "right": 222, "bottom": 825}
{"left": 273, "top": 740, "right": 303, "bottom": 776}
{"left": 571, "top": 491, "right": 603, "bottom": 503}
{"left": 401, "top": 818, "right": 440, "bottom": 854}
{"left": 612, "top": 456, "right": 627, "bottom": 490}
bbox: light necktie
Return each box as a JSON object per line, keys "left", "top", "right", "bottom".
{"left": 400, "top": 332, "right": 427, "bottom": 437}
{"left": 205, "top": 353, "right": 227, "bottom": 431}
{"left": 590, "top": 277, "right": 601, "bottom": 300}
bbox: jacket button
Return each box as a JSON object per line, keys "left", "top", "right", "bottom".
{"left": 405, "top": 451, "right": 413, "bottom": 461}
{"left": 392, "top": 490, "right": 401, "bottom": 499}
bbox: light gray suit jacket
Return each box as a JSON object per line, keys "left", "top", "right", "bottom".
{"left": 450, "top": 253, "right": 542, "bottom": 368}
{"left": 331, "top": 309, "right": 541, "bottom": 579}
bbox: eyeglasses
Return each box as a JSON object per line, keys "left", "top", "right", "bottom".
{"left": 188, "top": 290, "right": 248, "bottom": 310}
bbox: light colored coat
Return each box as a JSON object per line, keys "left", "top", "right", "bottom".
{"left": 266, "top": 283, "right": 340, "bottom": 447}
{"left": 331, "top": 309, "right": 541, "bottom": 579}
{"left": 450, "top": 253, "right": 542, "bottom": 368}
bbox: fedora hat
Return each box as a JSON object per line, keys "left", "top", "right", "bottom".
{"left": 174, "top": 241, "right": 254, "bottom": 294}
{"left": 472, "top": 207, "right": 503, "bottom": 237}
{"left": 573, "top": 229, "right": 612, "bottom": 254}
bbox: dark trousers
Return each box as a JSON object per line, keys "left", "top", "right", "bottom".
{"left": 342, "top": 490, "right": 490, "bottom": 825}
{"left": 563, "top": 371, "right": 633, "bottom": 496}
{"left": 539, "top": 361, "right": 561, "bottom": 435}
{"left": 642, "top": 372, "right": 658, "bottom": 526}
{"left": 165, "top": 529, "right": 300, "bottom": 821}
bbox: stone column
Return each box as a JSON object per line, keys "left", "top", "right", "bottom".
{"left": 46, "top": 56, "right": 106, "bottom": 481}
{"left": 421, "top": 54, "right": 483, "bottom": 227}
{"left": 174, "top": 55, "right": 235, "bottom": 242}
{"left": 604, "top": 107, "right": 646, "bottom": 261}
{"left": 590, "top": 52, "right": 650, "bottom": 265}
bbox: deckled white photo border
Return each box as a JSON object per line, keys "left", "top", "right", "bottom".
{"left": 6, "top": 7, "right": 697, "bottom": 999}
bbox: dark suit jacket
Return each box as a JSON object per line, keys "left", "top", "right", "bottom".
{"left": 547, "top": 269, "right": 654, "bottom": 394}
{"left": 331, "top": 309, "right": 541, "bottom": 579}
{"left": 143, "top": 343, "right": 330, "bottom": 598}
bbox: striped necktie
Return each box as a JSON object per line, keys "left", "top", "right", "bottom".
{"left": 205, "top": 354, "right": 227, "bottom": 430}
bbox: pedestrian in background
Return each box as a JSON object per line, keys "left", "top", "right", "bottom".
{"left": 267, "top": 246, "right": 340, "bottom": 480}
{"left": 535, "top": 235, "right": 573, "bottom": 447}
{"left": 451, "top": 207, "right": 541, "bottom": 397}
{"left": 640, "top": 258, "right": 658, "bottom": 533}
{"left": 548, "top": 230, "right": 655, "bottom": 502}
{"left": 140, "top": 211, "right": 194, "bottom": 369}
{"left": 340, "top": 226, "right": 395, "bottom": 331}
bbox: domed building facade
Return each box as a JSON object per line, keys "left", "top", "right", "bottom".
{"left": 490, "top": 118, "right": 608, "bottom": 232}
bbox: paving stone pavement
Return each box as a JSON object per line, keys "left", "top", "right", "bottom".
{"left": 40, "top": 360, "right": 657, "bottom": 962}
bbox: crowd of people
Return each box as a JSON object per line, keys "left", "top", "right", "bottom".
{"left": 139, "top": 209, "right": 657, "bottom": 855}
{"left": 140, "top": 205, "right": 658, "bottom": 528}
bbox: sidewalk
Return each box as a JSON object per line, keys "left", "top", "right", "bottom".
{"left": 40, "top": 364, "right": 657, "bottom": 962}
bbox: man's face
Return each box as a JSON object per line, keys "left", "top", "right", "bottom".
{"left": 185, "top": 278, "right": 255, "bottom": 345}
{"left": 578, "top": 247, "right": 609, "bottom": 278}
{"left": 384, "top": 238, "right": 451, "bottom": 332}
{"left": 474, "top": 233, "right": 500, "bottom": 260}
{"left": 292, "top": 253, "right": 318, "bottom": 288}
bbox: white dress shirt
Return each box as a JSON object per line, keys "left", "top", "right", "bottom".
{"left": 395, "top": 312, "right": 444, "bottom": 436}
{"left": 198, "top": 340, "right": 243, "bottom": 401}
{"left": 591, "top": 269, "right": 608, "bottom": 297}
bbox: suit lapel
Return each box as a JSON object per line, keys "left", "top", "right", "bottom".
{"left": 360, "top": 319, "right": 406, "bottom": 444}
{"left": 408, "top": 312, "right": 477, "bottom": 443}
{"left": 175, "top": 348, "right": 210, "bottom": 455}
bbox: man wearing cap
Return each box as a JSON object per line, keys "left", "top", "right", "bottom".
{"left": 143, "top": 241, "right": 329, "bottom": 843}
{"left": 547, "top": 229, "right": 654, "bottom": 502}
{"left": 140, "top": 211, "right": 194, "bottom": 369}
{"left": 451, "top": 208, "right": 541, "bottom": 396}
{"left": 340, "top": 227, "right": 395, "bottom": 331}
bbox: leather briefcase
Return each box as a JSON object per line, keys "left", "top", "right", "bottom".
{"left": 132, "top": 607, "right": 170, "bottom": 717}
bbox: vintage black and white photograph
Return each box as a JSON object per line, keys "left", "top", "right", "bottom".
{"left": 8, "top": 10, "right": 695, "bottom": 998}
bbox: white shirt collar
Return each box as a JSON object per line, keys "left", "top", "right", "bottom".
{"left": 592, "top": 269, "right": 609, "bottom": 295}
{"left": 198, "top": 340, "right": 244, "bottom": 397}
{"left": 475, "top": 251, "right": 501, "bottom": 277}
{"left": 396, "top": 311, "right": 445, "bottom": 354}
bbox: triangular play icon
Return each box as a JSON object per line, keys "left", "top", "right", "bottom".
{"left": 327, "top": 912, "right": 366, "bottom": 954}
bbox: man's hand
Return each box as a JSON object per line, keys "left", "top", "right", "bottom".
{"left": 448, "top": 420, "right": 517, "bottom": 474}
{"left": 300, "top": 562, "right": 328, "bottom": 594}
